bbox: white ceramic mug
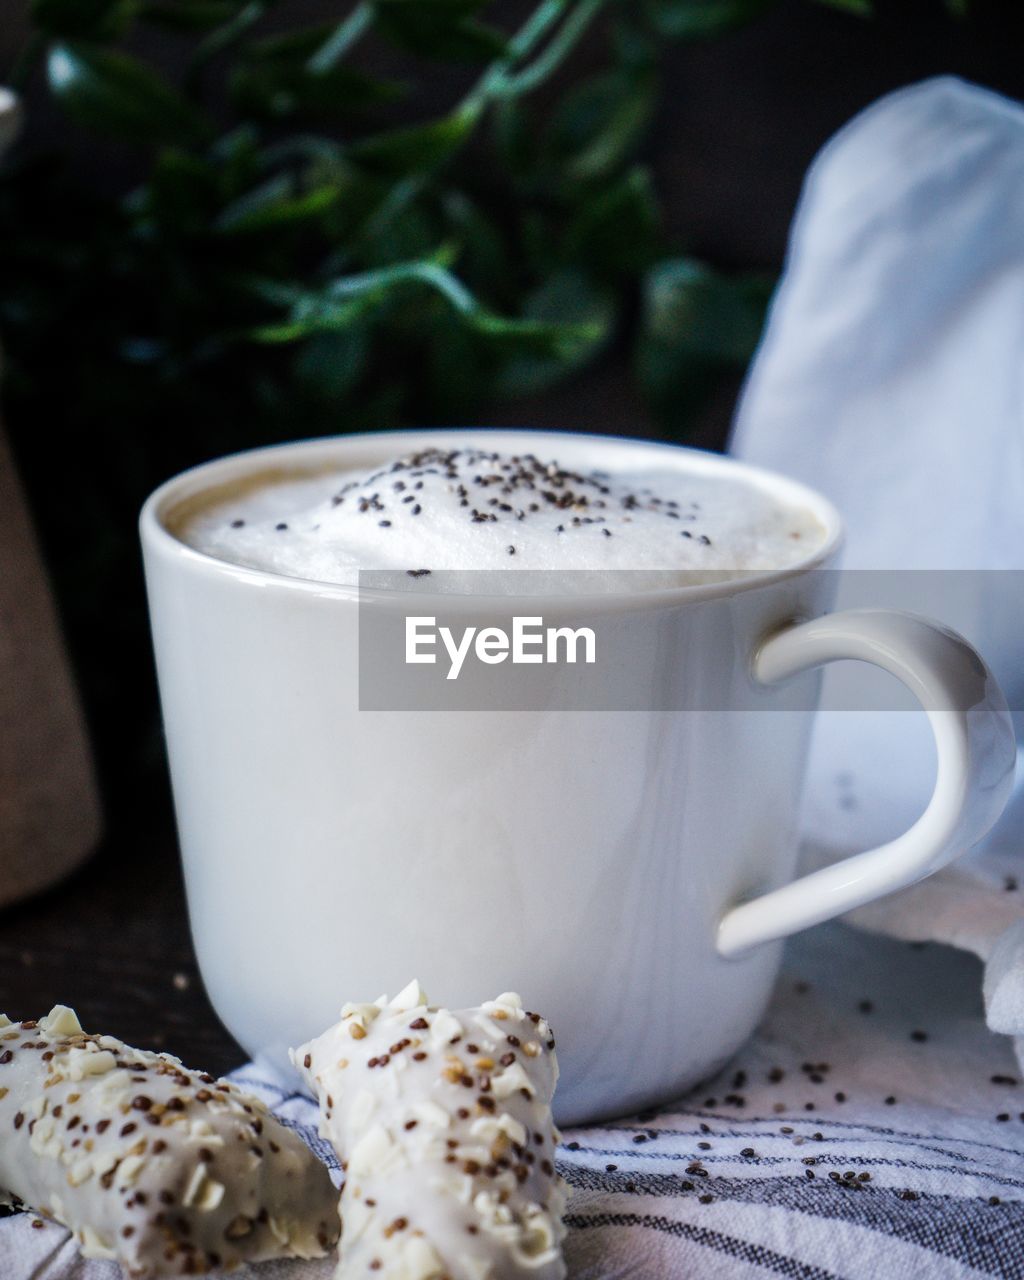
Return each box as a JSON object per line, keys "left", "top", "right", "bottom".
{"left": 140, "top": 430, "right": 1015, "bottom": 1124}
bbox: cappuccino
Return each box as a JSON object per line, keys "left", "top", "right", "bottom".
{"left": 179, "top": 444, "right": 825, "bottom": 587}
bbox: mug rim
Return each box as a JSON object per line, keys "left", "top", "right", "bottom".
{"left": 139, "top": 427, "right": 844, "bottom": 606}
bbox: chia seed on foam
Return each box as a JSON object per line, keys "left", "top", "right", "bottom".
{"left": 292, "top": 980, "right": 567, "bottom": 1280}
{"left": 185, "top": 447, "right": 824, "bottom": 588}
{"left": 0, "top": 1006, "right": 338, "bottom": 1275}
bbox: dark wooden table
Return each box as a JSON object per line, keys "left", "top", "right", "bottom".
{"left": 0, "top": 810, "right": 243, "bottom": 1078}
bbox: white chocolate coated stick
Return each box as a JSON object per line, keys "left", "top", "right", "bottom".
{"left": 293, "top": 981, "right": 568, "bottom": 1280}
{"left": 0, "top": 1007, "right": 339, "bottom": 1276}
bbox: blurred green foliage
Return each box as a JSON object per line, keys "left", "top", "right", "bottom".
{"left": 0, "top": 0, "right": 896, "bottom": 449}
{"left": 0, "top": 0, "right": 889, "bottom": 807}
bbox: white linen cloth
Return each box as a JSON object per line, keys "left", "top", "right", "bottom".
{"left": 3, "top": 926, "right": 1021, "bottom": 1278}
{"left": 731, "top": 76, "right": 1024, "bottom": 1069}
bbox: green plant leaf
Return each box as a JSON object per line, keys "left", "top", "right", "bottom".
{"left": 47, "top": 42, "right": 209, "bottom": 144}
{"left": 636, "top": 258, "right": 773, "bottom": 432}
{"left": 229, "top": 19, "right": 405, "bottom": 119}
{"left": 491, "top": 97, "right": 537, "bottom": 180}
{"left": 609, "top": 13, "right": 658, "bottom": 69}
{"left": 357, "top": 197, "right": 439, "bottom": 267}
{"left": 441, "top": 190, "right": 509, "bottom": 290}
{"left": 293, "top": 329, "right": 367, "bottom": 400}
{"left": 487, "top": 0, "right": 603, "bottom": 99}
{"left": 230, "top": 60, "right": 403, "bottom": 121}
{"left": 470, "top": 310, "right": 603, "bottom": 350}
{"left": 188, "top": 0, "right": 269, "bottom": 71}
{"left": 247, "top": 253, "right": 460, "bottom": 342}
{"left": 139, "top": 146, "right": 218, "bottom": 235}
{"left": 643, "top": 0, "right": 775, "bottom": 36}
{"left": 349, "top": 103, "right": 479, "bottom": 175}
{"left": 248, "top": 304, "right": 368, "bottom": 344}
{"left": 306, "top": 5, "right": 374, "bottom": 74}
{"left": 244, "top": 21, "right": 342, "bottom": 60}
{"left": 492, "top": 269, "right": 614, "bottom": 397}
{"left": 216, "top": 177, "right": 341, "bottom": 233}
{"left": 563, "top": 166, "right": 661, "bottom": 279}
{"left": 544, "top": 66, "right": 656, "bottom": 184}
{"left": 373, "top": 0, "right": 507, "bottom": 63}
{"left": 246, "top": 251, "right": 604, "bottom": 365}
{"left": 31, "top": 0, "right": 137, "bottom": 40}
{"left": 641, "top": 259, "right": 772, "bottom": 357}
{"left": 210, "top": 125, "right": 262, "bottom": 202}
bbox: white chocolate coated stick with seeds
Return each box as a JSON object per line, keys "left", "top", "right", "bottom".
{"left": 293, "top": 981, "right": 567, "bottom": 1280}
{"left": 0, "top": 1007, "right": 339, "bottom": 1276}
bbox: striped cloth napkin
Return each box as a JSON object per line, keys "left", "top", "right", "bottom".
{"left": 4, "top": 921, "right": 1021, "bottom": 1278}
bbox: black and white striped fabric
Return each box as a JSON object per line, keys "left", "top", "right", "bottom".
{"left": 3, "top": 923, "right": 1021, "bottom": 1278}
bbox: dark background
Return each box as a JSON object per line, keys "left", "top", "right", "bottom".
{"left": 2, "top": 0, "right": 1022, "bottom": 1071}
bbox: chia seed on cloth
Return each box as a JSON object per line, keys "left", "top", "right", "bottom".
{"left": 3, "top": 924, "right": 1022, "bottom": 1278}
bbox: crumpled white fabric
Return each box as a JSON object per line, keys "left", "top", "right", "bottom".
{"left": 732, "top": 76, "right": 1024, "bottom": 1066}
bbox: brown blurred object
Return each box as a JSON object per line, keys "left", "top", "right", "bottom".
{"left": 0, "top": 420, "right": 103, "bottom": 906}
{"left": 0, "top": 88, "right": 102, "bottom": 906}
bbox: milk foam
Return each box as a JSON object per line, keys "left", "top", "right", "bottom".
{"left": 181, "top": 446, "right": 825, "bottom": 587}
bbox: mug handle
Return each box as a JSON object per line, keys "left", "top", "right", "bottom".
{"left": 717, "top": 608, "right": 1017, "bottom": 958}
